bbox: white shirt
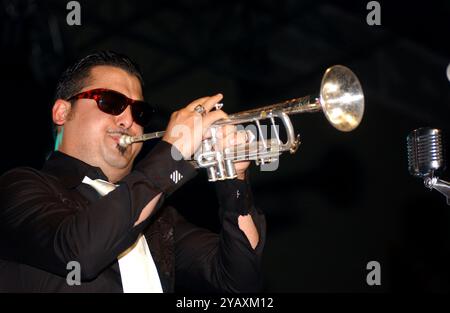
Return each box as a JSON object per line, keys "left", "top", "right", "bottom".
{"left": 82, "top": 176, "right": 163, "bottom": 293}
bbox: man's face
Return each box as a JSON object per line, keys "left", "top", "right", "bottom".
{"left": 58, "top": 65, "right": 144, "bottom": 177}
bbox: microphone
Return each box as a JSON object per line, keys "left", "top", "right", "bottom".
{"left": 407, "top": 127, "right": 446, "bottom": 177}
{"left": 406, "top": 127, "right": 450, "bottom": 205}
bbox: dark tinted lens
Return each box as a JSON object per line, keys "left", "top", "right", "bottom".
{"left": 97, "top": 91, "right": 128, "bottom": 115}
{"left": 131, "top": 101, "right": 155, "bottom": 127}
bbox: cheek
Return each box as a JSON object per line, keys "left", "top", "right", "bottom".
{"left": 132, "top": 142, "right": 143, "bottom": 156}
{"left": 74, "top": 109, "right": 112, "bottom": 138}
{"left": 132, "top": 123, "right": 144, "bottom": 136}
{"left": 131, "top": 126, "right": 144, "bottom": 152}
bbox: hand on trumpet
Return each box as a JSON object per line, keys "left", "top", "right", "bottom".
{"left": 211, "top": 125, "right": 251, "bottom": 180}
{"left": 162, "top": 93, "right": 250, "bottom": 180}
{"left": 162, "top": 93, "right": 226, "bottom": 159}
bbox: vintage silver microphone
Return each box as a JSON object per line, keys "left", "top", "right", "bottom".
{"left": 407, "top": 127, "right": 450, "bottom": 205}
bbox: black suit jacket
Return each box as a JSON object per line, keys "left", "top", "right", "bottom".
{"left": 0, "top": 141, "right": 265, "bottom": 292}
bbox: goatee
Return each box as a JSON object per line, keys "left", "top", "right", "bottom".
{"left": 116, "top": 143, "right": 127, "bottom": 155}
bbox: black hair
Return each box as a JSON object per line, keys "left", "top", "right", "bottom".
{"left": 54, "top": 50, "right": 144, "bottom": 102}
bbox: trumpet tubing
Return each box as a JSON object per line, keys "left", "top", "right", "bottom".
{"left": 120, "top": 65, "right": 364, "bottom": 182}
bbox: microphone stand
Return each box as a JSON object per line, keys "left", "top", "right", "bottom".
{"left": 424, "top": 175, "right": 450, "bottom": 205}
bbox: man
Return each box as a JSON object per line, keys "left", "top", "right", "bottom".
{"left": 0, "top": 51, "right": 265, "bottom": 292}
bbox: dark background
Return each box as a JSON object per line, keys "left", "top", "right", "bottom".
{"left": 1, "top": 0, "right": 449, "bottom": 292}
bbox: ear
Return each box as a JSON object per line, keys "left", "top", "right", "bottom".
{"left": 52, "top": 99, "right": 72, "bottom": 126}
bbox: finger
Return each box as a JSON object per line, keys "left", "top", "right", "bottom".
{"left": 185, "top": 93, "right": 223, "bottom": 112}
{"left": 212, "top": 125, "right": 233, "bottom": 150}
{"left": 203, "top": 124, "right": 235, "bottom": 142}
{"left": 214, "top": 124, "right": 236, "bottom": 140}
{"left": 220, "top": 130, "right": 255, "bottom": 150}
{"left": 202, "top": 110, "right": 227, "bottom": 130}
{"left": 201, "top": 93, "right": 223, "bottom": 113}
{"left": 227, "top": 129, "right": 248, "bottom": 146}
{"left": 185, "top": 97, "right": 210, "bottom": 111}
{"left": 222, "top": 124, "right": 237, "bottom": 138}
{"left": 212, "top": 128, "right": 242, "bottom": 151}
{"left": 203, "top": 127, "right": 213, "bottom": 139}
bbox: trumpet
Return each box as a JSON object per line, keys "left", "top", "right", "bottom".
{"left": 120, "top": 65, "right": 364, "bottom": 181}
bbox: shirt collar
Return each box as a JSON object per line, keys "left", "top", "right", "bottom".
{"left": 42, "top": 151, "right": 109, "bottom": 189}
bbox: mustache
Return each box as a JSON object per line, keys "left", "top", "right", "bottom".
{"left": 107, "top": 129, "right": 132, "bottom": 137}
{"left": 108, "top": 129, "right": 135, "bottom": 156}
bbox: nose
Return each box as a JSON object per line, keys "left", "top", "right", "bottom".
{"left": 115, "top": 105, "right": 134, "bottom": 129}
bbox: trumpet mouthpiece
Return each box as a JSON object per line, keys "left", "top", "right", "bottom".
{"left": 119, "top": 135, "right": 133, "bottom": 147}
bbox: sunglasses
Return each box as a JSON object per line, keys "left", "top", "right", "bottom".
{"left": 67, "top": 88, "right": 156, "bottom": 127}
